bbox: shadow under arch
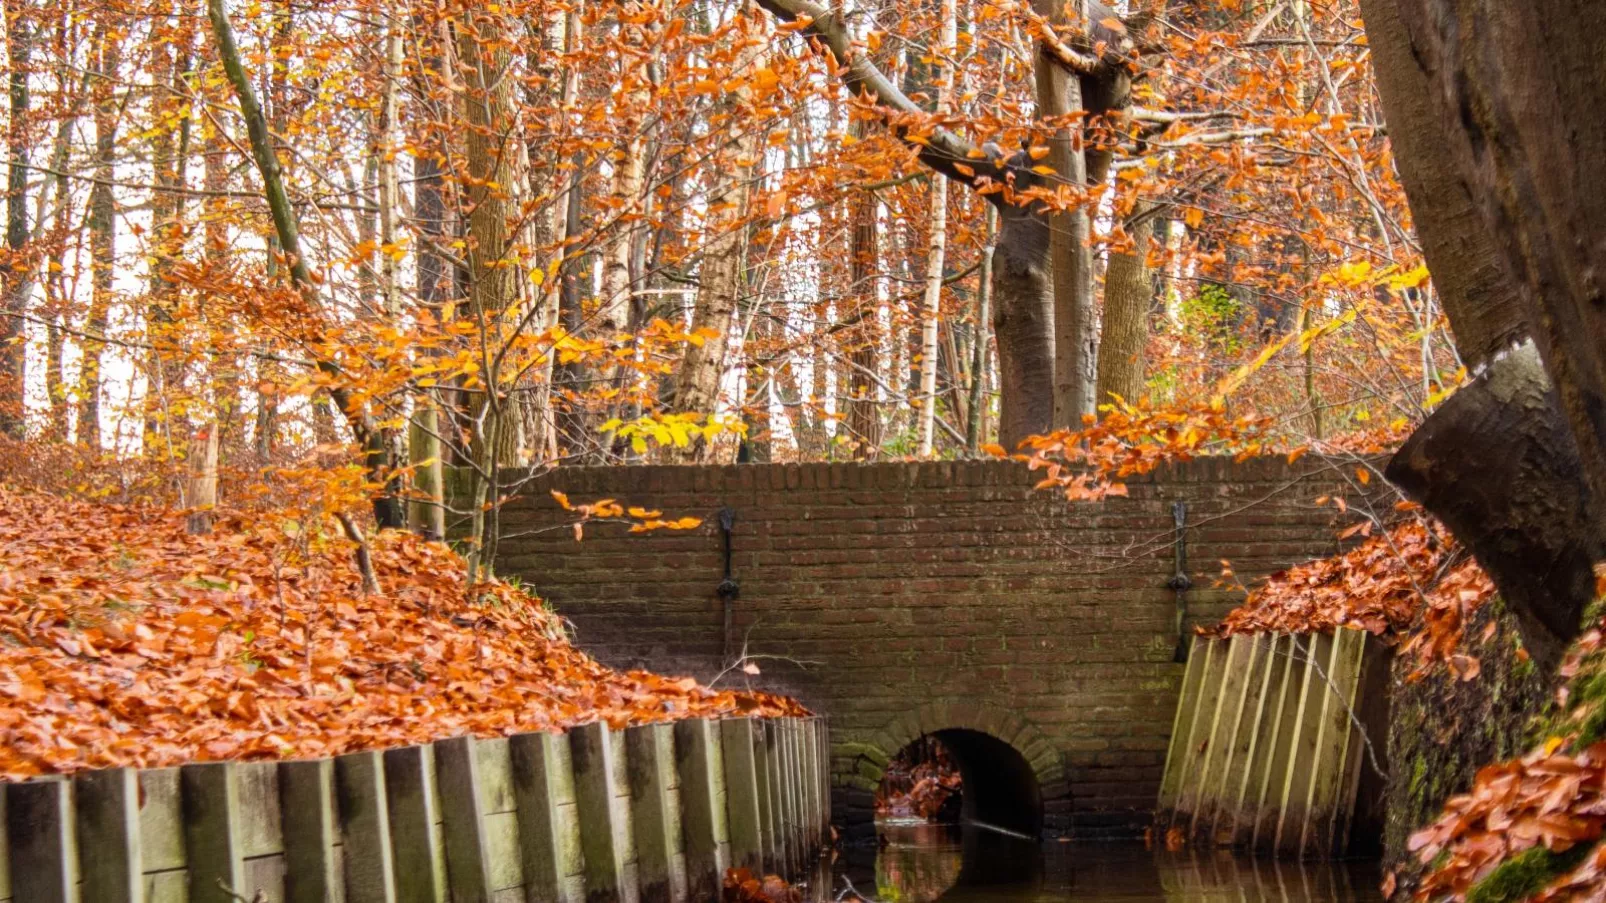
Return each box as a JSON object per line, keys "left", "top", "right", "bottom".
{"left": 846, "top": 702, "right": 1062, "bottom": 841}
{"left": 929, "top": 728, "right": 1043, "bottom": 837}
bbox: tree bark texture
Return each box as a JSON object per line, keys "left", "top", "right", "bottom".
{"left": 845, "top": 166, "right": 883, "bottom": 459}
{"left": 79, "top": 18, "right": 121, "bottom": 450}
{"left": 1095, "top": 204, "right": 1154, "bottom": 406}
{"left": 1374, "top": 0, "right": 1606, "bottom": 511}
{"left": 1386, "top": 342, "right": 1604, "bottom": 675}
{"left": 1033, "top": 4, "right": 1097, "bottom": 428}
{"left": 1357, "top": 0, "right": 1524, "bottom": 370}
{"left": 1, "top": 3, "right": 31, "bottom": 439}
{"left": 1364, "top": 0, "right": 1606, "bottom": 669}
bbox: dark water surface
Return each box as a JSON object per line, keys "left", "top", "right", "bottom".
{"left": 822, "top": 824, "right": 1387, "bottom": 903}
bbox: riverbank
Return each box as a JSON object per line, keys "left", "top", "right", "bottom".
{"left": 0, "top": 485, "right": 804, "bottom": 778}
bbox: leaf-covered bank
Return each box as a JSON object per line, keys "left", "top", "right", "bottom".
{"left": 0, "top": 486, "right": 804, "bottom": 779}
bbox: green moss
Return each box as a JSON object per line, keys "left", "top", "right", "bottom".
{"left": 1465, "top": 844, "right": 1591, "bottom": 903}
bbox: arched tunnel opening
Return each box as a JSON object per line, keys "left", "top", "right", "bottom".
{"left": 875, "top": 728, "right": 1044, "bottom": 839}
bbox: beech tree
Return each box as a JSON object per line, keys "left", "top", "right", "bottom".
{"left": 1363, "top": 0, "right": 1606, "bottom": 674}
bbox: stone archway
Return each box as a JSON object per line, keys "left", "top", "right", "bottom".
{"left": 837, "top": 701, "right": 1068, "bottom": 840}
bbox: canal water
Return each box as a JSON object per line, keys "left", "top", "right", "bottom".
{"left": 822, "top": 824, "right": 1387, "bottom": 903}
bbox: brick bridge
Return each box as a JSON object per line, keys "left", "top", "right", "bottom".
{"left": 491, "top": 458, "right": 1363, "bottom": 840}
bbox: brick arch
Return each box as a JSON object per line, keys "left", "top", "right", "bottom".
{"left": 841, "top": 702, "right": 1068, "bottom": 838}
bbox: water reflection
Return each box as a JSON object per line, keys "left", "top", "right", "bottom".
{"left": 829, "top": 824, "right": 1386, "bottom": 903}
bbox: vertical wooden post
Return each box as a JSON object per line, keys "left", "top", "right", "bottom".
{"left": 571, "top": 722, "right": 632, "bottom": 903}
{"left": 510, "top": 731, "right": 583, "bottom": 903}
{"left": 383, "top": 745, "right": 448, "bottom": 903}
{"left": 1252, "top": 634, "right": 1305, "bottom": 850}
{"left": 185, "top": 422, "right": 219, "bottom": 534}
{"left": 280, "top": 759, "right": 340, "bottom": 903}
{"left": 675, "top": 719, "right": 729, "bottom": 900}
{"left": 799, "top": 719, "right": 821, "bottom": 855}
{"left": 627, "top": 724, "right": 684, "bottom": 903}
{"left": 720, "top": 719, "right": 764, "bottom": 873}
{"left": 1219, "top": 633, "right": 1280, "bottom": 847}
{"left": 1301, "top": 628, "right": 1368, "bottom": 856}
{"left": 1191, "top": 635, "right": 1257, "bottom": 842}
{"left": 75, "top": 767, "right": 141, "bottom": 903}
{"left": 1173, "top": 637, "right": 1227, "bottom": 825}
{"left": 336, "top": 750, "right": 399, "bottom": 903}
{"left": 183, "top": 762, "right": 245, "bottom": 903}
{"left": 1275, "top": 631, "right": 1334, "bottom": 854}
{"left": 755, "top": 721, "right": 781, "bottom": 873}
{"left": 1157, "top": 634, "right": 1209, "bottom": 816}
{"left": 434, "top": 736, "right": 494, "bottom": 903}
{"left": 6, "top": 779, "right": 78, "bottom": 903}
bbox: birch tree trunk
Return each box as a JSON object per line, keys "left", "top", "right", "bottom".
{"left": 966, "top": 206, "right": 996, "bottom": 452}
{"left": 916, "top": 0, "right": 956, "bottom": 456}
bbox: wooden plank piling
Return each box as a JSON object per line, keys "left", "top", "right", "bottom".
{"left": 383, "top": 745, "right": 449, "bottom": 903}
{"left": 627, "top": 723, "right": 684, "bottom": 903}
{"left": 0, "top": 716, "right": 826, "bottom": 903}
{"left": 1157, "top": 634, "right": 1210, "bottom": 814}
{"left": 510, "top": 732, "right": 584, "bottom": 903}
{"left": 1172, "top": 637, "right": 1228, "bottom": 826}
{"left": 1190, "top": 635, "right": 1256, "bottom": 841}
{"left": 1275, "top": 631, "right": 1335, "bottom": 855}
{"left": 7, "top": 779, "right": 78, "bottom": 903}
{"left": 278, "top": 759, "right": 340, "bottom": 903}
{"left": 434, "top": 737, "right": 496, "bottom": 903}
{"left": 335, "top": 750, "right": 400, "bottom": 903}
{"left": 674, "top": 719, "right": 730, "bottom": 902}
{"left": 76, "top": 767, "right": 142, "bottom": 903}
{"left": 571, "top": 722, "right": 634, "bottom": 903}
{"left": 719, "top": 719, "right": 765, "bottom": 873}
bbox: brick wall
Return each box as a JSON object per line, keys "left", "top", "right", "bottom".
{"left": 492, "top": 457, "right": 1369, "bottom": 839}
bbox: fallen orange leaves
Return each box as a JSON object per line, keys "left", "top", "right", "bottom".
{"left": 1216, "top": 519, "right": 1496, "bottom": 674}
{"left": 1408, "top": 743, "right": 1606, "bottom": 900}
{"left": 0, "top": 486, "right": 805, "bottom": 779}
{"left": 722, "top": 868, "right": 802, "bottom": 903}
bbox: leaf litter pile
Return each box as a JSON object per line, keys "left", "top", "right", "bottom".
{"left": 1403, "top": 605, "right": 1606, "bottom": 901}
{"left": 1215, "top": 517, "right": 1497, "bottom": 677}
{"left": 0, "top": 487, "right": 804, "bottom": 779}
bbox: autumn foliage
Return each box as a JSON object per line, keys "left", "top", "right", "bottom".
{"left": 0, "top": 486, "right": 804, "bottom": 779}
{"left": 1217, "top": 517, "right": 1498, "bottom": 677}
{"left": 1403, "top": 601, "right": 1606, "bottom": 901}
{"left": 722, "top": 868, "right": 802, "bottom": 903}
{"left": 875, "top": 738, "right": 963, "bottom": 823}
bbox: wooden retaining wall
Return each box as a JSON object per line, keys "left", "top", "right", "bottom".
{"left": 0, "top": 716, "right": 830, "bottom": 903}
{"left": 1156, "top": 631, "right": 1389, "bottom": 859}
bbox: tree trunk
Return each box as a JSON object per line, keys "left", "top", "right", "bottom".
{"left": 79, "top": 18, "right": 121, "bottom": 450}
{"left": 1094, "top": 203, "right": 1154, "bottom": 407}
{"left": 917, "top": 0, "right": 957, "bottom": 456}
{"left": 1387, "top": 0, "right": 1606, "bottom": 508}
{"left": 966, "top": 205, "right": 996, "bottom": 453}
{"left": 845, "top": 155, "right": 883, "bottom": 459}
{"left": 0, "top": 1, "right": 31, "bottom": 439}
{"left": 1356, "top": 0, "right": 1523, "bottom": 371}
{"left": 1363, "top": 0, "right": 1606, "bottom": 674}
{"left": 1386, "top": 342, "right": 1602, "bottom": 675}
{"left": 671, "top": 123, "right": 754, "bottom": 462}
{"left": 992, "top": 177, "right": 1056, "bottom": 447}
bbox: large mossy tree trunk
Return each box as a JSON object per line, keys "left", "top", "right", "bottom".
{"left": 1364, "top": 0, "right": 1606, "bottom": 677}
